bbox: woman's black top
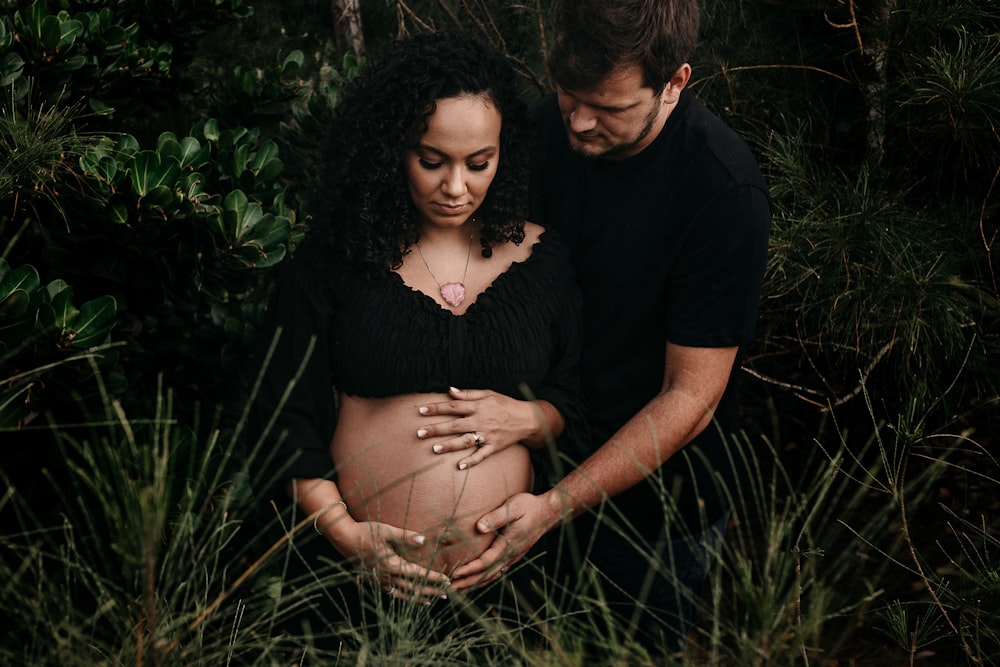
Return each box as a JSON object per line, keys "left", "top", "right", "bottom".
{"left": 247, "top": 231, "right": 586, "bottom": 492}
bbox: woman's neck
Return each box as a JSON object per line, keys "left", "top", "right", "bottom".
{"left": 417, "top": 219, "right": 479, "bottom": 248}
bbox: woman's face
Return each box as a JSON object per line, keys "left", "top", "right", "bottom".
{"left": 404, "top": 94, "right": 502, "bottom": 230}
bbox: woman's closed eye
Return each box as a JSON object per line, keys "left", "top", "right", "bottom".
{"left": 417, "top": 158, "right": 491, "bottom": 172}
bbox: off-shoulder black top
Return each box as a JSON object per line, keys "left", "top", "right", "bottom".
{"left": 247, "top": 231, "right": 587, "bottom": 492}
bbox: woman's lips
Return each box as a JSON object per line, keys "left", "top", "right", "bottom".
{"left": 435, "top": 203, "right": 468, "bottom": 215}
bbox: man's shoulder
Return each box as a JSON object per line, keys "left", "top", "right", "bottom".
{"left": 676, "top": 93, "right": 764, "bottom": 185}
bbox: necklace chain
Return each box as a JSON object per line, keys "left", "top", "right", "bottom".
{"left": 416, "top": 233, "right": 474, "bottom": 307}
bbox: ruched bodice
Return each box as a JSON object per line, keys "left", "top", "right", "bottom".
{"left": 327, "top": 237, "right": 567, "bottom": 397}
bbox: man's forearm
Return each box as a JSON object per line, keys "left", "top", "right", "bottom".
{"left": 543, "top": 386, "right": 716, "bottom": 519}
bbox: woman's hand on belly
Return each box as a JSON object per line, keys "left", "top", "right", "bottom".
{"left": 321, "top": 508, "right": 453, "bottom": 599}
{"left": 414, "top": 387, "right": 562, "bottom": 469}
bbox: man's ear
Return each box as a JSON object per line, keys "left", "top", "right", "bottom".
{"left": 661, "top": 64, "right": 692, "bottom": 104}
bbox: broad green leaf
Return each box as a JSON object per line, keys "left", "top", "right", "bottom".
{"left": 249, "top": 141, "right": 279, "bottom": 172}
{"left": 141, "top": 184, "right": 181, "bottom": 212}
{"left": 66, "top": 295, "right": 116, "bottom": 349}
{"left": 49, "top": 54, "right": 87, "bottom": 73}
{"left": 281, "top": 50, "right": 304, "bottom": 78}
{"left": 116, "top": 134, "right": 140, "bottom": 157}
{"left": 178, "top": 137, "right": 206, "bottom": 169}
{"left": 0, "top": 52, "right": 24, "bottom": 87}
{"left": 87, "top": 97, "right": 112, "bottom": 115}
{"left": 254, "top": 156, "right": 283, "bottom": 184}
{"left": 227, "top": 245, "right": 263, "bottom": 268}
{"left": 222, "top": 190, "right": 249, "bottom": 232}
{"left": 222, "top": 190, "right": 265, "bottom": 241}
{"left": 80, "top": 153, "right": 118, "bottom": 182}
{"left": 109, "top": 200, "right": 129, "bottom": 224}
{"left": 157, "top": 132, "right": 182, "bottom": 161}
{"left": 0, "top": 18, "right": 11, "bottom": 49}
{"left": 232, "top": 143, "right": 251, "bottom": 177}
{"left": 0, "top": 264, "right": 40, "bottom": 301}
{"left": 247, "top": 214, "right": 290, "bottom": 250}
{"left": 42, "top": 278, "right": 71, "bottom": 301}
{"left": 203, "top": 119, "right": 220, "bottom": 142}
{"left": 59, "top": 18, "right": 83, "bottom": 46}
{"left": 129, "top": 151, "right": 181, "bottom": 196}
{"left": 0, "top": 289, "right": 30, "bottom": 319}
{"left": 40, "top": 15, "right": 61, "bottom": 52}
{"left": 49, "top": 287, "right": 78, "bottom": 330}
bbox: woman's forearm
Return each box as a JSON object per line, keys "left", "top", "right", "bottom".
{"left": 521, "top": 398, "right": 564, "bottom": 448}
{"left": 286, "top": 478, "right": 353, "bottom": 541}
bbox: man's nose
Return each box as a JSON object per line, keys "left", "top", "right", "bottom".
{"left": 568, "top": 105, "right": 598, "bottom": 133}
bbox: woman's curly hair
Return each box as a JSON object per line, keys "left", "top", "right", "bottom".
{"left": 309, "top": 32, "right": 530, "bottom": 268}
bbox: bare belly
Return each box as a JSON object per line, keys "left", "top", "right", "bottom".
{"left": 332, "top": 392, "right": 533, "bottom": 574}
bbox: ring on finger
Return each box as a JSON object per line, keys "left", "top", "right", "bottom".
{"left": 387, "top": 585, "right": 397, "bottom": 595}
{"left": 471, "top": 431, "right": 485, "bottom": 447}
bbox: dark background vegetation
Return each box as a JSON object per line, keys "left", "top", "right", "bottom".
{"left": 2, "top": 0, "right": 998, "bottom": 664}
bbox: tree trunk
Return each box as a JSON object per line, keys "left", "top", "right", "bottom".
{"left": 332, "top": 0, "right": 365, "bottom": 57}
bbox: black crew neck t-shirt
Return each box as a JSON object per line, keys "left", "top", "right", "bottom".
{"left": 531, "top": 90, "right": 771, "bottom": 533}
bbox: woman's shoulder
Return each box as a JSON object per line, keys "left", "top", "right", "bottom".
{"left": 531, "top": 222, "right": 572, "bottom": 260}
{"left": 522, "top": 220, "right": 544, "bottom": 240}
{"left": 519, "top": 222, "right": 576, "bottom": 282}
{"left": 489, "top": 220, "right": 572, "bottom": 270}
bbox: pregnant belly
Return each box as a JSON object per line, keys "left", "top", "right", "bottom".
{"left": 331, "top": 392, "right": 533, "bottom": 574}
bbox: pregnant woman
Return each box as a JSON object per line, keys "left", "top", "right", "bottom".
{"left": 248, "top": 32, "right": 585, "bottom": 601}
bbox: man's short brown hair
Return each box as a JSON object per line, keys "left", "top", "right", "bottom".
{"left": 547, "top": 0, "right": 700, "bottom": 92}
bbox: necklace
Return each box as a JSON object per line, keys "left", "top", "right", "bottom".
{"left": 416, "top": 233, "right": 474, "bottom": 307}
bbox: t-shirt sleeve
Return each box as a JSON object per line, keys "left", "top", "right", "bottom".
{"left": 246, "top": 258, "right": 338, "bottom": 500}
{"left": 663, "top": 184, "right": 771, "bottom": 347}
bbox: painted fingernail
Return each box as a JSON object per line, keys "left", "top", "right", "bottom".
{"left": 433, "top": 444, "right": 443, "bottom": 453}
{"left": 417, "top": 428, "right": 428, "bottom": 438}
{"left": 458, "top": 463, "right": 468, "bottom": 470}
{"left": 449, "top": 386, "right": 460, "bottom": 393}
{"left": 440, "top": 594, "right": 449, "bottom": 600}
{"left": 413, "top": 535, "right": 426, "bottom": 545}
{"left": 418, "top": 406, "right": 428, "bottom": 414}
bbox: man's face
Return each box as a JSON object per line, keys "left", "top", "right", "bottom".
{"left": 556, "top": 63, "right": 672, "bottom": 160}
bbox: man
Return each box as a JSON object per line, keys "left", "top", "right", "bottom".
{"left": 449, "top": 0, "right": 772, "bottom": 651}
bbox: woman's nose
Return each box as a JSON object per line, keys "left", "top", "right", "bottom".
{"left": 442, "top": 167, "right": 467, "bottom": 197}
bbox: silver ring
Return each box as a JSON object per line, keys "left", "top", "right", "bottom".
{"left": 472, "top": 431, "right": 485, "bottom": 447}
{"left": 387, "top": 585, "right": 396, "bottom": 595}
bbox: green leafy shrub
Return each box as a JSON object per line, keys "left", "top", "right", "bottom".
{"left": 0, "top": 0, "right": 312, "bottom": 432}
{"left": 0, "top": 259, "right": 118, "bottom": 427}
{"left": 1, "top": 0, "right": 250, "bottom": 125}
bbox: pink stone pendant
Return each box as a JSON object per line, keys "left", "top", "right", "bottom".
{"left": 440, "top": 282, "right": 466, "bottom": 307}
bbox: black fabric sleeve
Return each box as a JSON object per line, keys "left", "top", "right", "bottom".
{"left": 245, "top": 256, "right": 338, "bottom": 501}
{"left": 663, "top": 184, "right": 772, "bottom": 347}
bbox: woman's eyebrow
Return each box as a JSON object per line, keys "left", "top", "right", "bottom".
{"left": 415, "top": 144, "right": 498, "bottom": 159}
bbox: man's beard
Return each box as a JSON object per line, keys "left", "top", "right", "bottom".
{"left": 568, "top": 103, "right": 660, "bottom": 159}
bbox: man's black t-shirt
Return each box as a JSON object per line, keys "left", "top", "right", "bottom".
{"left": 531, "top": 90, "right": 771, "bottom": 534}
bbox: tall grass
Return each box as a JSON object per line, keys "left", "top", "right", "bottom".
{"left": 1, "top": 375, "right": 997, "bottom": 665}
